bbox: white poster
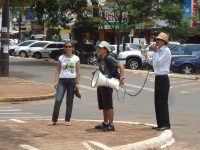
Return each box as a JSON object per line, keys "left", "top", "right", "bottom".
{"left": 3, "top": 45, "right": 9, "bottom": 53}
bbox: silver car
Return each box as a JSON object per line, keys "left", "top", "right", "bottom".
{"left": 14, "top": 40, "right": 39, "bottom": 57}
{"left": 30, "top": 41, "right": 64, "bottom": 59}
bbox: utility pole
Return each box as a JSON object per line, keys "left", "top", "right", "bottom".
{"left": 0, "top": 0, "right": 10, "bottom": 77}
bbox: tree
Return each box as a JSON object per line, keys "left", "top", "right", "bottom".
{"left": 8, "top": 0, "right": 35, "bottom": 41}
{"left": 94, "top": 0, "right": 186, "bottom": 53}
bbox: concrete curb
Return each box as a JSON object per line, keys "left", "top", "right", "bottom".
{"left": 72, "top": 119, "right": 174, "bottom": 150}
{"left": 0, "top": 77, "right": 55, "bottom": 102}
{"left": 0, "top": 93, "right": 55, "bottom": 102}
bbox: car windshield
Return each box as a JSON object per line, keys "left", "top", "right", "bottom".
{"left": 18, "top": 41, "right": 36, "bottom": 46}
{"left": 30, "top": 42, "right": 50, "bottom": 47}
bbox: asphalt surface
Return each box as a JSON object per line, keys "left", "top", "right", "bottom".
{"left": 0, "top": 65, "right": 199, "bottom": 150}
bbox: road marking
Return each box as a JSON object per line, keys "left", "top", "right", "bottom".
{"left": 80, "top": 76, "right": 154, "bottom": 92}
{"left": 87, "top": 141, "right": 111, "bottom": 150}
{"left": 19, "top": 144, "right": 39, "bottom": 150}
{"left": 170, "top": 80, "right": 191, "bottom": 84}
{"left": 81, "top": 75, "right": 92, "bottom": 80}
{"left": 82, "top": 142, "right": 95, "bottom": 150}
{"left": 179, "top": 88, "right": 200, "bottom": 94}
{"left": 0, "top": 116, "right": 51, "bottom": 119}
{"left": 0, "top": 106, "right": 13, "bottom": 109}
{"left": 125, "top": 83, "right": 154, "bottom": 92}
{"left": 171, "top": 82, "right": 200, "bottom": 88}
{"left": 0, "top": 109, "right": 22, "bottom": 112}
{"left": 80, "top": 85, "right": 96, "bottom": 91}
{"left": 0, "top": 112, "right": 32, "bottom": 115}
{"left": 10, "top": 119, "right": 25, "bottom": 123}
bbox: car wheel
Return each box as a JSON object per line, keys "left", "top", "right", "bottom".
{"left": 54, "top": 55, "right": 60, "bottom": 61}
{"left": 19, "top": 51, "right": 27, "bottom": 58}
{"left": 126, "top": 58, "right": 140, "bottom": 70}
{"left": 33, "top": 52, "right": 42, "bottom": 59}
{"left": 180, "top": 64, "right": 194, "bottom": 74}
{"left": 9, "top": 49, "right": 15, "bottom": 56}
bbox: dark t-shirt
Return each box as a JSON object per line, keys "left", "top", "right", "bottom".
{"left": 99, "top": 55, "right": 119, "bottom": 79}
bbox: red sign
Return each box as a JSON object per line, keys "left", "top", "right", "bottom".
{"left": 192, "top": 0, "right": 198, "bottom": 28}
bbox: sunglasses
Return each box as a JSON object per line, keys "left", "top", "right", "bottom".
{"left": 64, "top": 46, "right": 72, "bottom": 48}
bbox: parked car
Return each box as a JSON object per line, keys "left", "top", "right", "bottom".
{"left": 49, "top": 48, "right": 64, "bottom": 60}
{"left": 76, "top": 43, "right": 97, "bottom": 63}
{"left": 170, "top": 44, "right": 200, "bottom": 61}
{"left": 110, "top": 44, "right": 138, "bottom": 54}
{"left": 118, "top": 41, "right": 180, "bottom": 70}
{"left": 9, "top": 40, "right": 38, "bottom": 56}
{"left": 30, "top": 41, "right": 64, "bottom": 59}
{"left": 14, "top": 40, "right": 40, "bottom": 57}
{"left": 171, "top": 55, "right": 200, "bottom": 74}
{"left": 49, "top": 43, "right": 96, "bottom": 63}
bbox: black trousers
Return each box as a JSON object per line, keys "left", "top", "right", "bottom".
{"left": 154, "top": 75, "right": 170, "bottom": 128}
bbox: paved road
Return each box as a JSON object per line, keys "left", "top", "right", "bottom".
{"left": 0, "top": 57, "right": 200, "bottom": 150}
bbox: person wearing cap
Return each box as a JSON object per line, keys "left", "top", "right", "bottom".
{"left": 141, "top": 32, "right": 171, "bottom": 131}
{"left": 93, "top": 41, "right": 125, "bottom": 132}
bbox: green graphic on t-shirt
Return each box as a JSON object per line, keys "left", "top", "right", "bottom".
{"left": 65, "top": 62, "right": 75, "bottom": 73}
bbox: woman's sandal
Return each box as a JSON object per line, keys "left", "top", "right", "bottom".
{"left": 49, "top": 121, "right": 56, "bottom": 126}
{"left": 65, "top": 122, "right": 71, "bottom": 126}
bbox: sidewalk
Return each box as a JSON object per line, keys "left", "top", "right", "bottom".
{"left": 1, "top": 70, "right": 199, "bottom": 150}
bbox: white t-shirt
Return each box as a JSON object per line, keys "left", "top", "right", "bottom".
{"left": 58, "top": 54, "right": 80, "bottom": 78}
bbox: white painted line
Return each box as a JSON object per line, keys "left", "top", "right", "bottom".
{"left": 80, "top": 82, "right": 154, "bottom": 92}
{"left": 82, "top": 142, "right": 95, "bottom": 150}
{"left": 0, "top": 120, "right": 7, "bottom": 122}
{"left": 80, "top": 85, "right": 96, "bottom": 91}
{"left": 171, "top": 82, "right": 200, "bottom": 88}
{"left": 10, "top": 119, "right": 25, "bottom": 123}
{"left": 179, "top": 88, "right": 200, "bottom": 94}
{"left": 87, "top": 141, "right": 111, "bottom": 150}
{"left": 19, "top": 144, "right": 39, "bottom": 150}
{"left": 0, "top": 112, "right": 32, "bottom": 115}
{"left": 125, "top": 83, "right": 154, "bottom": 92}
{"left": 0, "top": 106, "right": 13, "bottom": 109}
{"left": 170, "top": 80, "right": 191, "bottom": 84}
{"left": 0, "top": 109, "right": 22, "bottom": 112}
{"left": 81, "top": 76, "right": 92, "bottom": 80}
{"left": 0, "top": 116, "right": 51, "bottom": 119}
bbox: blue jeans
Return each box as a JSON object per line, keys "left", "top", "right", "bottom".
{"left": 52, "top": 78, "right": 76, "bottom": 122}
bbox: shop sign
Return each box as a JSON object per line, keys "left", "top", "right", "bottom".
{"left": 192, "top": 0, "right": 198, "bottom": 28}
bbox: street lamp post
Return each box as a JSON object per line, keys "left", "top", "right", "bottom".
{"left": 0, "top": 0, "right": 10, "bottom": 77}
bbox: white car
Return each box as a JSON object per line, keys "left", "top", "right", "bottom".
{"left": 118, "top": 49, "right": 147, "bottom": 70}
{"left": 9, "top": 40, "right": 38, "bottom": 56}
{"left": 14, "top": 40, "right": 40, "bottom": 57}
{"left": 30, "top": 41, "right": 64, "bottom": 59}
{"left": 110, "top": 44, "right": 138, "bottom": 54}
{"left": 118, "top": 42, "right": 180, "bottom": 70}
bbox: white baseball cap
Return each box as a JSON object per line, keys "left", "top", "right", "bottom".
{"left": 98, "top": 41, "right": 111, "bottom": 51}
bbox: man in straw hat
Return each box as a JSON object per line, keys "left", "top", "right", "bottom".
{"left": 141, "top": 32, "right": 171, "bottom": 131}
{"left": 93, "top": 41, "right": 125, "bottom": 132}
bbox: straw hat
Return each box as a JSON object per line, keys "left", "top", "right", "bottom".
{"left": 156, "top": 32, "right": 169, "bottom": 43}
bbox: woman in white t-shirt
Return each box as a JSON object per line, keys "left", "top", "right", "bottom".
{"left": 51, "top": 41, "right": 80, "bottom": 126}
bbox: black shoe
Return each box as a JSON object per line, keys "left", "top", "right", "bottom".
{"left": 103, "top": 124, "right": 115, "bottom": 132}
{"left": 152, "top": 126, "right": 159, "bottom": 130}
{"left": 156, "top": 126, "right": 170, "bottom": 131}
{"left": 95, "top": 122, "right": 107, "bottom": 129}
